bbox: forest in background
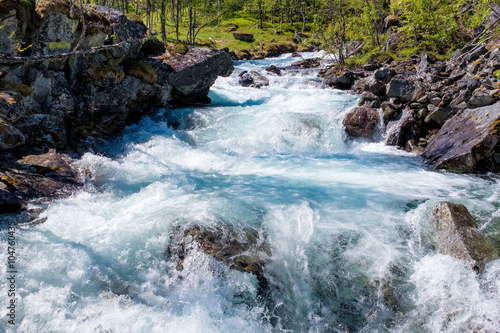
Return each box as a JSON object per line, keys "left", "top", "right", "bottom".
{"left": 34, "top": 0, "right": 500, "bottom": 65}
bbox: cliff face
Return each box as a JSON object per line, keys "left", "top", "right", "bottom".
{"left": 0, "top": 1, "right": 233, "bottom": 211}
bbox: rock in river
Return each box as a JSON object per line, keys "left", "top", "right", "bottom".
{"left": 430, "top": 202, "right": 499, "bottom": 272}
{"left": 422, "top": 104, "right": 500, "bottom": 172}
{"left": 343, "top": 107, "right": 380, "bottom": 138}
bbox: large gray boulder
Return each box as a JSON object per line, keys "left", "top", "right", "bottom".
{"left": 422, "top": 104, "right": 500, "bottom": 172}
{"left": 430, "top": 202, "right": 499, "bottom": 272}
{"left": 165, "top": 48, "right": 234, "bottom": 103}
{"left": 343, "top": 107, "right": 380, "bottom": 138}
{"left": 386, "top": 77, "right": 420, "bottom": 102}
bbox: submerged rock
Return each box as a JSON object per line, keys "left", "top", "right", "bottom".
{"left": 168, "top": 224, "right": 271, "bottom": 289}
{"left": 422, "top": 104, "right": 500, "bottom": 172}
{"left": 430, "top": 202, "right": 499, "bottom": 272}
{"left": 238, "top": 70, "right": 269, "bottom": 89}
{"left": 343, "top": 107, "right": 380, "bottom": 138}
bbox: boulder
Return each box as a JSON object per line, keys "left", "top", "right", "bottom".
{"left": 386, "top": 78, "right": 419, "bottom": 102}
{"left": 232, "top": 31, "right": 254, "bottom": 42}
{"left": 168, "top": 224, "right": 271, "bottom": 289}
{"left": 358, "top": 91, "right": 381, "bottom": 108}
{"left": 468, "top": 93, "right": 493, "bottom": 109}
{"left": 422, "top": 104, "right": 500, "bottom": 172}
{"left": 165, "top": 48, "right": 234, "bottom": 103}
{"left": 265, "top": 65, "right": 282, "bottom": 76}
{"left": 0, "top": 117, "right": 25, "bottom": 150}
{"left": 325, "top": 71, "right": 355, "bottom": 90}
{"left": 238, "top": 70, "right": 269, "bottom": 88}
{"left": 374, "top": 67, "right": 396, "bottom": 84}
{"left": 0, "top": 149, "right": 82, "bottom": 202}
{"left": 343, "top": 107, "right": 380, "bottom": 138}
{"left": 430, "top": 202, "right": 499, "bottom": 272}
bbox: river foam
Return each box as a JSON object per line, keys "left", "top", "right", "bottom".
{"left": 1, "top": 53, "right": 499, "bottom": 332}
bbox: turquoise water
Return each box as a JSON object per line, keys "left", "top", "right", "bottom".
{"left": 1, "top": 54, "right": 500, "bottom": 332}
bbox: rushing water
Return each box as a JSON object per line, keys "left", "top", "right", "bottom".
{"left": 2, "top": 54, "right": 500, "bottom": 332}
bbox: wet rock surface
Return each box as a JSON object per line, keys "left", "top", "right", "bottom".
{"left": 422, "top": 105, "right": 500, "bottom": 172}
{"left": 430, "top": 202, "right": 499, "bottom": 272}
{"left": 168, "top": 224, "right": 271, "bottom": 290}
{"left": 343, "top": 107, "right": 380, "bottom": 138}
{"left": 342, "top": 40, "right": 500, "bottom": 172}
{"left": 0, "top": 149, "right": 82, "bottom": 211}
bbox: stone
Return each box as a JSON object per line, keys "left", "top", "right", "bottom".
{"left": 363, "top": 63, "right": 381, "bottom": 71}
{"left": 168, "top": 224, "right": 270, "bottom": 289}
{"left": 381, "top": 101, "right": 401, "bottom": 123}
{"left": 343, "top": 107, "right": 380, "bottom": 138}
{"left": 289, "top": 58, "right": 320, "bottom": 69}
{"left": 325, "top": 71, "right": 355, "bottom": 90}
{"left": 456, "top": 77, "right": 480, "bottom": 91}
{"left": 468, "top": 93, "right": 493, "bottom": 108}
{"left": 374, "top": 67, "right": 397, "bottom": 84}
{"left": 358, "top": 91, "right": 381, "bottom": 108}
{"left": 0, "top": 118, "right": 25, "bottom": 150}
{"left": 425, "top": 107, "right": 456, "bottom": 125}
{"left": 430, "top": 202, "right": 499, "bottom": 272}
{"left": 165, "top": 48, "right": 234, "bottom": 103}
{"left": 422, "top": 104, "right": 500, "bottom": 172}
{"left": 385, "top": 108, "right": 428, "bottom": 148}
{"left": 450, "top": 90, "right": 472, "bottom": 109}
{"left": 386, "top": 78, "right": 417, "bottom": 102}
{"left": 232, "top": 31, "right": 254, "bottom": 42}
{"left": 0, "top": 149, "right": 83, "bottom": 202}
{"left": 265, "top": 65, "right": 282, "bottom": 76}
{"left": 238, "top": 70, "right": 269, "bottom": 88}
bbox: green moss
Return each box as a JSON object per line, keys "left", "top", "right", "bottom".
{"left": 494, "top": 70, "right": 500, "bottom": 80}
{"left": 0, "top": 80, "right": 34, "bottom": 97}
{"left": 126, "top": 13, "right": 143, "bottom": 24}
{"left": 88, "top": 63, "right": 125, "bottom": 82}
{"left": 121, "top": 59, "right": 157, "bottom": 85}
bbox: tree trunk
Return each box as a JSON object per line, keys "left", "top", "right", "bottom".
{"left": 161, "top": 0, "right": 167, "bottom": 41}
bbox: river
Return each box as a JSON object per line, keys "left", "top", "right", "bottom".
{"left": 1, "top": 53, "right": 500, "bottom": 332}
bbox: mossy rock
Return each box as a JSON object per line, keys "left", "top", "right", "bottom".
{"left": 121, "top": 59, "right": 157, "bottom": 85}
{"left": 0, "top": 80, "right": 33, "bottom": 97}
{"left": 167, "top": 42, "right": 188, "bottom": 55}
{"left": 88, "top": 63, "right": 125, "bottom": 82}
{"left": 125, "top": 13, "right": 143, "bottom": 24}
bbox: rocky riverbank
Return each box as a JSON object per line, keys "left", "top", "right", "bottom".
{"left": 330, "top": 40, "right": 500, "bottom": 173}
{"left": 0, "top": 1, "right": 233, "bottom": 212}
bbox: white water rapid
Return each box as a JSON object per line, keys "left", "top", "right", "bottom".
{"left": 1, "top": 53, "right": 500, "bottom": 332}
